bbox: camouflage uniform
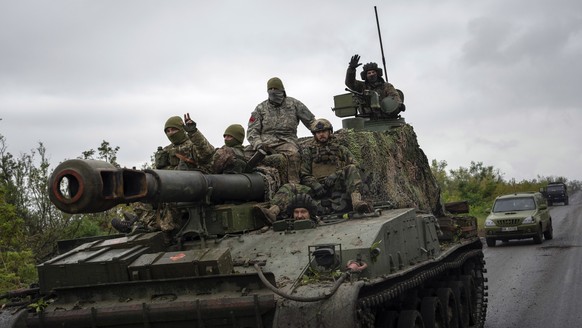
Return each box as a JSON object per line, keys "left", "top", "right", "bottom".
{"left": 345, "top": 58, "right": 402, "bottom": 117}
{"left": 212, "top": 145, "right": 247, "bottom": 174}
{"left": 270, "top": 183, "right": 313, "bottom": 218}
{"left": 247, "top": 77, "right": 315, "bottom": 183}
{"left": 300, "top": 136, "right": 365, "bottom": 213}
{"left": 345, "top": 65, "right": 401, "bottom": 103}
{"left": 150, "top": 116, "right": 215, "bottom": 231}
{"left": 155, "top": 131, "right": 215, "bottom": 174}
{"left": 302, "top": 117, "right": 373, "bottom": 213}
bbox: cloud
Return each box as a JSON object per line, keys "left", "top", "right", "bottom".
{"left": 1, "top": 0, "right": 581, "bottom": 182}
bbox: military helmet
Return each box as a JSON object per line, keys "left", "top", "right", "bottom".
{"left": 267, "top": 77, "right": 285, "bottom": 91}
{"left": 360, "top": 62, "right": 384, "bottom": 80}
{"left": 164, "top": 116, "right": 184, "bottom": 132}
{"left": 223, "top": 124, "right": 245, "bottom": 144}
{"left": 310, "top": 118, "right": 333, "bottom": 134}
{"left": 286, "top": 193, "right": 318, "bottom": 218}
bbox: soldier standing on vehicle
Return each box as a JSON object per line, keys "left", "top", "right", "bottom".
{"left": 345, "top": 54, "right": 404, "bottom": 117}
{"left": 247, "top": 77, "right": 315, "bottom": 184}
{"left": 300, "top": 118, "right": 372, "bottom": 214}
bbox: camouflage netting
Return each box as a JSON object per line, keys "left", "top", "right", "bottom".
{"left": 299, "top": 124, "right": 445, "bottom": 216}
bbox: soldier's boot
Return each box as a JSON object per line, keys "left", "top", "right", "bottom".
{"left": 256, "top": 205, "right": 281, "bottom": 223}
{"left": 111, "top": 218, "right": 133, "bottom": 233}
{"left": 351, "top": 192, "right": 373, "bottom": 214}
{"left": 122, "top": 211, "right": 138, "bottom": 224}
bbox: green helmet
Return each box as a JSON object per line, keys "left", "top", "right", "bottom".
{"left": 310, "top": 118, "right": 333, "bottom": 134}
{"left": 223, "top": 124, "right": 245, "bottom": 144}
{"left": 267, "top": 77, "right": 285, "bottom": 91}
{"left": 164, "top": 116, "right": 184, "bottom": 132}
{"left": 164, "top": 116, "right": 187, "bottom": 145}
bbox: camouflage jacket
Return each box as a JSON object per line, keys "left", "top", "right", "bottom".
{"left": 300, "top": 137, "right": 358, "bottom": 189}
{"left": 212, "top": 144, "right": 247, "bottom": 174}
{"left": 247, "top": 96, "right": 315, "bottom": 149}
{"left": 155, "top": 129, "right": 215, "bottom": 173}
{"left": 345, "top": 67, "right": 401, "bottom": 102}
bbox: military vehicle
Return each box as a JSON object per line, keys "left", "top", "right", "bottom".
{"left": 541, "top": 182, "right": 569, "bottom": 206}
{"left": 484, "top": 192, "right": 553, "bottom": 247}
{"left": 1, "top": 119, "right": 488, "bottom": 328}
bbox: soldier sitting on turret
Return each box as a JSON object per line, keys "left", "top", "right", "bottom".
{"left": 111, "top": 114, "right": 215, "bottom": 235}
{"left": 212, "top": 124, "right": 248, "bottom": 174}
{"left": 256, "top": 118, "right": 374, "bottom": 222}
{"left": 301, "top": 118, "right": 373, "bottom": 214}
{"left": 345, "top": 54, "right": 404, "bottom": 118}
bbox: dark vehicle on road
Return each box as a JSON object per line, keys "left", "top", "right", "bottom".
{"left": 485, "top": 192, "right": 553, "bottom": 247}
{"left": 542, "top": 182, "right": 569, "bottom": 206}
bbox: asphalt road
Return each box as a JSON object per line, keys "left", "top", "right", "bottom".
{"left": 483, "top": 191, "right": 582, "bottom": 328}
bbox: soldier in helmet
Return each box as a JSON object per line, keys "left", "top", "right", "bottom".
{"left": 212, "top": 124, "right": 248, "bottom": 174}
{"left": 255, "top": 182, "right": 313, "bottom": 222}
{"left": 286, "top": 193, "right": 319, "bottom": 221}
{"left": 345, "top": 54, "right": 403, "bottom": 118}
{"left": 157, "top": 113, "right": 215, "bottom": 173}
{"left": 247, "top": 77, "right": 315, "bottom": 184}
{"left": 300, "top": 118, "right": 372, "bottom": 214}
{"left": 112, "top": 114, "right": 215, "bottom": 235}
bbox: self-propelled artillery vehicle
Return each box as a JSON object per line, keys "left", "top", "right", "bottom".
{"left": 1, "top": 123, "right": 487, "bottom": 328}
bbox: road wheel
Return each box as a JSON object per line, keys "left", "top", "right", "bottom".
{"left": 543, "top": 220, "right": 554, "bottom": 240}
{"left": 447, "top": 282, "right": 470, "bottom": 328}
{"left": 376, "top": 310, "right": 399, "bottom": 328}
{"left": 485, "top": 238, "right": 496, "bottom": 247}
{"left": 533, "top": 225, "right": 543, "bottom": 244}
{"left": 397, "top": 310, "right": 424, "bottom": 328}
{"left": 436, "top": 288, "right": 458, "bottom": 328}
{"left": 420, "top": 297, "right": 445, "bottom": 328}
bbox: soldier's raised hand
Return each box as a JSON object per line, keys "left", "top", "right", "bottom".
{"left": 183, "top": 113, "right": 197, "bottom": 133}
{"left": 349, "top": 54, "right": 361, "bottom": 69}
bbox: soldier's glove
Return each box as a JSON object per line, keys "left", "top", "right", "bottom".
{"left": 348, "top": 54, "right": 362, "bottom": 70}
{"left": 183, "top": 113, "right": 197, "bottom": 133}
{"left": 323, "top": 173, "right": 337, "bottom": 189}
{"left": 312, "top": 183, "right": 327, "bottom": 198}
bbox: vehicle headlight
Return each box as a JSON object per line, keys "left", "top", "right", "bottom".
{"left": 485, "top": 219, "right": 496, "bottom": 227}
{"left": 522, "top": 216, "right": 535, "bottom": 224}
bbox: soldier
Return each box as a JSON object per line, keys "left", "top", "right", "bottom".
{"left": 111, "top": 114, "right": 215, "bottom": 234}
{"left": 158, "top": 113, "right": 215, "bottom": 173}
{"left": 286, "top": 193, "right": 319, "bottom": 221}
{"left": 247, "top": 77, "right": 315, "bottom": 184}
{"left": 300, "top": 118, "right": 372, "bottom": 214}
{"left": 212, "top": 124, "right": 247, "bottom": 174}
{"left": 256, "top": 182, "right": 313, "bottom": 222}
{"left": 345, "top": 54, "right": 403, "bottom": 117}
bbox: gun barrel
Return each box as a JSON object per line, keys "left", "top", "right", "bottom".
{"left": 49, "top": 159, "right": 265, "bottom": 214}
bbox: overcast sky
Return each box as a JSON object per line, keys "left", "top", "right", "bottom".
{"left": 1, "top": 0, "right": 581, "bottom": 182}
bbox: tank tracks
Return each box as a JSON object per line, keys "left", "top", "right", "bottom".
{"left": 356, "top": 244, "right": 487, "bottom": 328}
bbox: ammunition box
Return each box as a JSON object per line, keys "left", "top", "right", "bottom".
{"left": 332, "top": 93, "right": 358, "bottom": 117}
{"left": 74, "top": 232, "right": 166, "bottom": 253}
{"left": 128, "top": 248, "right": 233, "bottom": 281}
{"left": 37, "top": 245, "right": 150, "bottom": 294}
{"left": 207, "top": 203, "right": 265, "bottom": 234}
